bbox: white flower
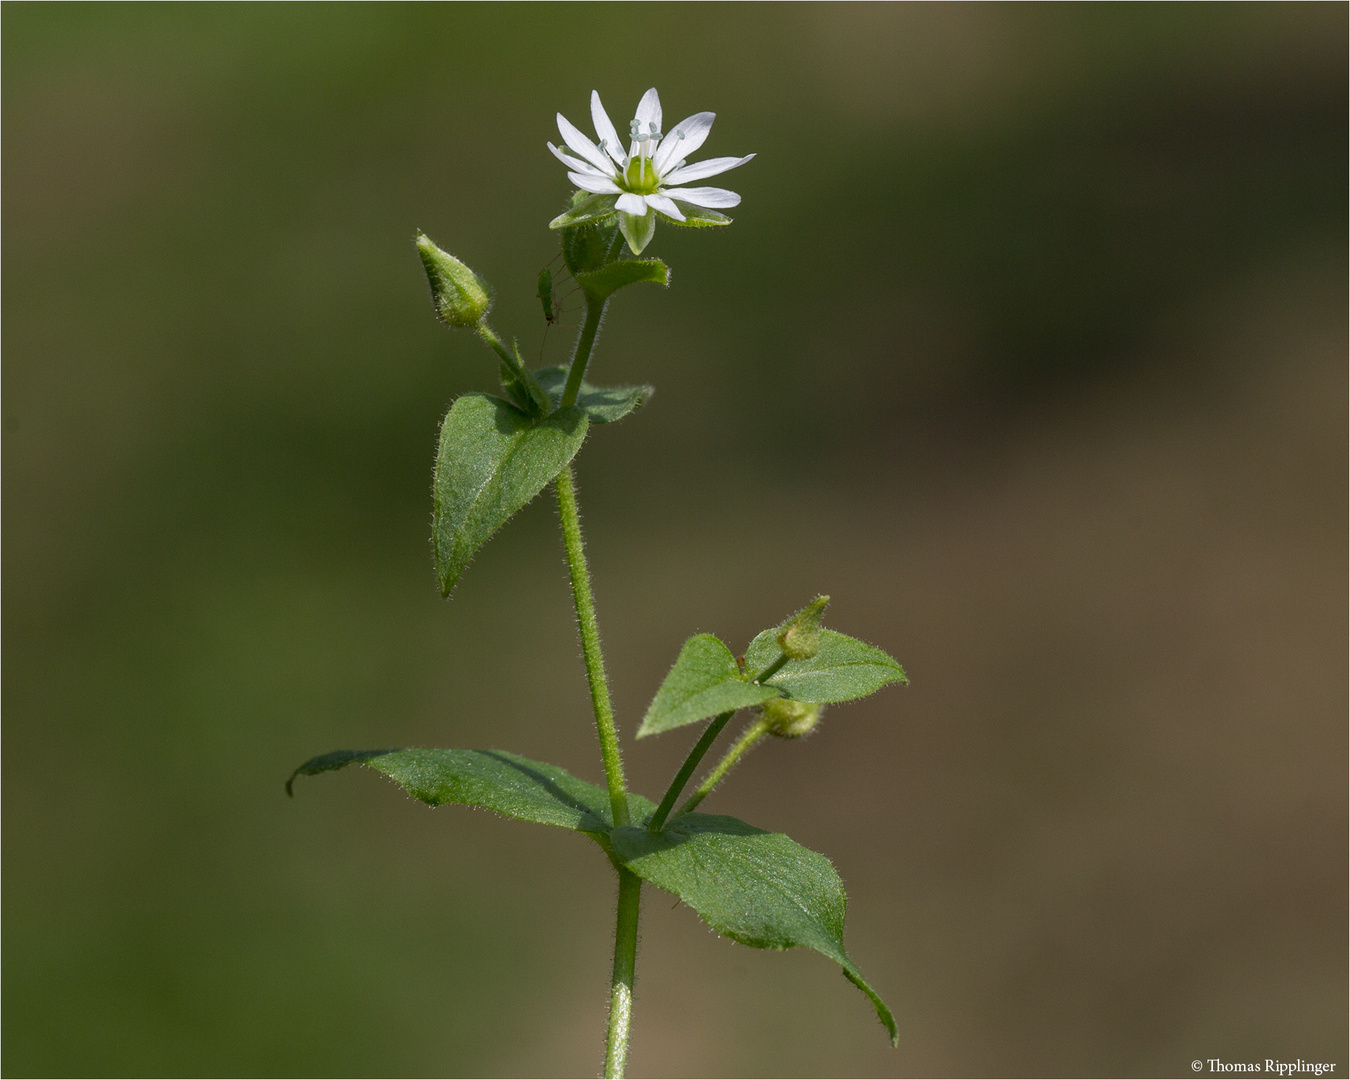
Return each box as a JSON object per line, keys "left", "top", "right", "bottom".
{"left": 548, "top": 87, "right": 754, "bottom": 256}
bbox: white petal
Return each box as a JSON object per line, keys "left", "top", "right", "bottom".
{"left": 569, "top": 171, "right": 622, "bottom": 194}
{"left": 666, "top": 185, "right": 741, "bottom": 209}
{"left": 549, "top": 142, "right": 613, "bottom": 178}
{"left": 615, "top": 192, "right": 648, "bottom": 215}
{"left": 590, "top": 91, "right": 625, "bottom": 166}
{"left": 652, "top": 112, "right": 714, "bottom": 173}
{"left": 661, "top": 153, "right": 755, "bottom": 187}
{"left": 633, "top": 87, "right": 662, "bottom": 138}
{"left": 644, "top": 193, "right": 686, "bottom": 222}
{"left": 556, "top": 112, "right": 612, "bottom": 173}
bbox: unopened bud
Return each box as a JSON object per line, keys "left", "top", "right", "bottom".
{"left": 416, "top": 233, "right": 490, "bottom": 328}
{"left": 777, "top": 595, "right": 830, "bottom": 660}
{"left": 762, "top": 698, "right": 822, "bottom": 739}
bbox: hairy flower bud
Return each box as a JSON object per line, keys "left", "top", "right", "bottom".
{"left": 777, "top": 595, "right": 830, "bottom": 660}
{"left": 416, "top": 233, "right": 490, "bottom": 328}
{"left": 762, "top": 698, "right": 822, "bottom": 739}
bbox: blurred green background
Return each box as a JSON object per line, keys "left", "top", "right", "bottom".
{"left": 4, "top": 4, "right": 1346, "bottom": 1076}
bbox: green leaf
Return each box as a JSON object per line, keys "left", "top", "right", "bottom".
{"left": 550, "top": 192, "right": 619, "bottom": 230}
{"left": 610, "top": 813, "right": 898, "bottom": 1044}
{"left": 638, "top": 633, "right": 781, "bottom": 738}
{"left": 574, "top": 258, "right": 668, "bottom": 302}
{"left": 288, "top": 747, "right": 655, "bottom": 835}
{"left": 432, "top": 393, "right": 588, "bottom": 596}
{"left": 745, "top": 627, "right": 908, "bottom": 704}
{"left": 664, "top": 205, "right": 732, "bottom": 228}
{"left": 533, "top": 366, "right": 654, "bottom": 424}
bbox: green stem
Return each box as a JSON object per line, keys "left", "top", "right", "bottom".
{"left": 753, "top": 652, "right": 791, "bottom": 685}
{"left": 604, "top": 866, "right": 642, "bottom": 1078}
{"left": 647, "top": 711, "right": 735, "bottom": 832}
{"left": 560, "top": 297, "right": 605, "bottom": 408}
{"left": 554, "top": 464, "right": 629, "bottom": 827}
{"left": 476, "top": 322, "right": 524, "bottom": 377}
{"left": 679, "top": 717, "right": 771, "bottom": 816}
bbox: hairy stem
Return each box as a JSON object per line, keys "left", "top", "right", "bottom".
{"left": 476, "top": 321, "right": 526, "bottom": 379}
{"left": 603, "top": 866, "right": 642, "bottom": 1078}
{"left": 554, "top": 465, "right": 629, "bottom": 826}
{"left": 647, "top": 711, "right": 735, "bottom": 832}
{"left": 560, "top": 297, "right": 605, "bottom": 408}
{"left": 679, "top": 717, "right": 771, "bottom": 816}
{"left": 753, "top": 652, "right": 791, "bottom": 685}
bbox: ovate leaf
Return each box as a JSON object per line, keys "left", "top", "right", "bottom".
{"left": 432, "top": 393, "right": 588, "bottom": 596}
{"left": 574, "top": 259, "right": 669, "bottom": 302}
{"left": 288, "top": 747, "right": 654, "bottom": 835}
{"left": 534, "top": 366, "right": 654, "bottom": 425}
{"left": 745, "top": 627, "right": 907, "bottom": 704}
{"left": 639, "top": 633, "right": 781, "bottom": 738}
{"left": 610, "top": 813, "right": 898, "bottom": 1044}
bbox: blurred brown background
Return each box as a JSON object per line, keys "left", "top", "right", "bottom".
{"left": 4, "top": 4, "right": 1346, "bottom": 1076}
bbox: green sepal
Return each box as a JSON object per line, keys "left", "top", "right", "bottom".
{"left": 287, "top": 747, "right": 654, "bottom": 835}
{"left": 574, "top": 258, "right": 668, "bottom": 303}
{"left": 560, "top": 194, "right": 620, "bottom": 276}
{"left": 609, "top": 813, "right": 899, "bottom": 1044}
{"left": 550, "top": 193, "right": 619, "bottom": 230}
{"left": 533, "top": 366, "right": 654, "bottom": 424}
{"left": 663, "top": 205, "right": 732, "bottom": 228}
{"left": 745, "top": 627, "right": 908, "bottom": 704}
{"left": 638, "top": 633, "right": 781, "bottom": 738}
{"left": 432, "top": 393, "right": 588, "bottom": 596}
{"left": 618, "top": 210, "right": 657, "bottom": 256}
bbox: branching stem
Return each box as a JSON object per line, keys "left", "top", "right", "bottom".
{"left": 647, "top": 711, "right": 735, "bottom": 832}
{"left": 679, "top": 717, "right": 771, "bottom": 816}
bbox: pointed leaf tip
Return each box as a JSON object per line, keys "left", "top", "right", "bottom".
{"left": 610, "top": 813, "right": 898, "bottom": 1042}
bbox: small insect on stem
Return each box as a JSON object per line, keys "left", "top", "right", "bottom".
{"left": 537, "top": 267, "right": 560, "bottom": 325}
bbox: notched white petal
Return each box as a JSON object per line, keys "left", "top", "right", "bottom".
{"left": 666, "top": 185, "right": 741, "bottom": 209}
{"left": 633, "top": 87, "right": 662, "bottom": 135}
{"left": 557, "top": 112, "right": 613, "bottom": 172}
{"left": 644, "top": 193, "right": 686, "bottom": 222}
{"left": 661, "top": 154, "right": 755, "bottom": 187}
{"left": 590, "top": 91, "right": 625, "bottom": 166}
{"left": 549, "top": 142, "right": 612, "bottom": 177}
{"left": 615, "top": 192, "right": 648, "bottom": 215}
{"left": 569, "top": 171, "right": 622, "bottom": 194}
{"left": 653, "top": 112, "right": 715, "bottom": 173}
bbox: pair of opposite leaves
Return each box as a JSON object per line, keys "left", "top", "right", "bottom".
{"left": 291, "top": 605, "right": 907, "bottom": 1044}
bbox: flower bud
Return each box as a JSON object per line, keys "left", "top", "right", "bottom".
{"left": 777, "top": 595, "right": 830, "bottom": 660}
{"left": 416, "top": 233, "right": 490, "bottom": 328}
{"left": 762, "top": 698, "right": 822, "bottom": 739}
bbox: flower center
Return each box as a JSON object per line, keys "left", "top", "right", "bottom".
{"left": 623, "top": 118, "right": 663, "bottom": 193}
{"left": 623, "top": 154, "right": 660, "bottom": 193}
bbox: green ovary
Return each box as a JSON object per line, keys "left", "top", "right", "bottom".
{"left": 622, "top": 155, "right": 660, "bottom": 193}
